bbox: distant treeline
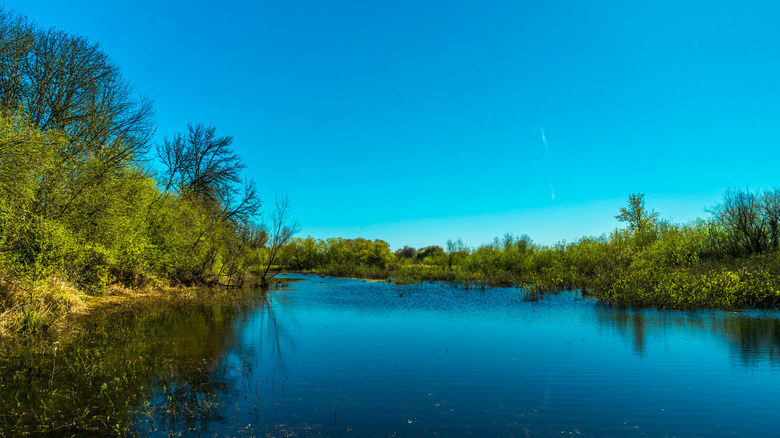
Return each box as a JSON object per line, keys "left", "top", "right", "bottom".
{"left": 281, "top": 237, "right": 395, "bottom": 278}
{"left": 0, "top": 9, "right": 292, "bottom": 333}
{"left": 281, "top": 191, "right": 780, "bottom": 310}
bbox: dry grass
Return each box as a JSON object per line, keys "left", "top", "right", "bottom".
{"left": 0, "top": 274, "right": 267, "bottom": 339}
{"left": 0, "top": 308, "right": 12, "bottom": 338}
{"left": 0, "top": 277, "right": 89, "bottom": 336}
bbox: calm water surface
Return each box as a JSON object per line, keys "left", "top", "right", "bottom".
{"left": 136, "top": 274, "right": 780, "bottom": 437}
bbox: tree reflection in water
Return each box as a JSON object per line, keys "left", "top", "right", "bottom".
{"left": 0, "top": 289, "right": 290, "bottom": 436}
{"left": 130, "top": 290, "right": 293, "bottom": 436}
{"left": 594, "top": 304, "right": 780, "bottom": 367}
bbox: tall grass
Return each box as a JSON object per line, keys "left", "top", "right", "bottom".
{"left": 0, "top": 277, "right": 87, "bottom": 336}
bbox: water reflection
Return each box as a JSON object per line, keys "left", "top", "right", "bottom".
{"left": 594, "top": 304, "right": 780, "bottom": 366}
{"left": 131, "top": 291, "right": 296, "bottom": 436}
{"left": 0, "top": 293, "right": 267, "bottom": 436}
{"left": 715, "top": 313, "right": 780, "bottom": 367}
{"left": 254, "top": 290, "right": 294, "bottom": 378}
{"left": 595, "top": 306, "right": 649, "bottom": 355}
{"left": 225, "top": 276, "right": 780, "bottom": 436}
{"left": 3, "top": 276, "right": 780, "bottom": 437}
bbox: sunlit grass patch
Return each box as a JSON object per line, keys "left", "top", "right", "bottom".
{"left": 0, "top": 277, "right": 88, "bottom": 336}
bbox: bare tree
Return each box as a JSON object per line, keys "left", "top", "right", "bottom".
{"left": 259, "top": 196, "right": 300, "bottom": 288}
{"left": 0, "top": 9, "right": 35, "bottom": 107}
{"left": 156, "top": 123, "right": 261, "bottom": 222}
{"left": 153, "top": 123, "right": 262, "bottom": 283}
{"left": 762, "top": 188, "right": 780, "bottom": 251}
{"left": 709, "top": 188, "right": 780, "bottom": 256}
{"left": 217, "top": 220, "right": 267, "bottom": 288}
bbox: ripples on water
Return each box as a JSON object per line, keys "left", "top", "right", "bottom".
{"left": 4, "top": 274, "right": 778, "bottom": 436}
{"left": 147, "top": 274, "right": 779, "bottom": 437}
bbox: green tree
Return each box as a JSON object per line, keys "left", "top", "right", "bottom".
{"left": 445, "top": 238, "right": 468, "bottom": 270}
{"left": 616, "top": 193, "right": 659, "bottom": 235}
{"left": 281, "top": 237, "right": 325, "bottom": 271}
{"left": 0, "top": 8, "right": 154, "bottom": 221}
{"left": 417, "top": 245, "right": 444, "bottom": 262}
{"left": 394, "top": 246, "right": 418, "bottom": 261}
{"left": 0, "top": 112, "right": 69, "bottom": 295}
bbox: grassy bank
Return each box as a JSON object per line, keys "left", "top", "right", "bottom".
{"left": 0, "top": 275, "right": 288, "bottom": 339}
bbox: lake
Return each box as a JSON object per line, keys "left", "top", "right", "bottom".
{"left": 138, "top": 274, "right": 780, "bottom": 437}
{"left": 3, "top": 273, "right": 780, "bottom": 436}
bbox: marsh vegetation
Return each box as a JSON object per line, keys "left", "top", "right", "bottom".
{"left": 280, "top": 191, "right": 780, "bottom": 310}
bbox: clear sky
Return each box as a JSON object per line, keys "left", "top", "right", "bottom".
{"left": 6, "top": 1, "right": 780, "bottom": 250}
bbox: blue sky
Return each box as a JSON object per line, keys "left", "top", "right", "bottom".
{"left": 7, "top": 1, "right": 780, "bottom": 250}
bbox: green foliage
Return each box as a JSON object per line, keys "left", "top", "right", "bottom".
{"left": 0, "top": 109, "right": 265, "bottom": 298}
{"left": 4, "top": 8, "right": 780, "bottom": 319}
{"left": 282, "top": 237, "right": 327, "bottom": 270}
{"left": 615, "top": 193, "right": 659, "bottom": 235}
{"left": 394, "top": 245, "right": 418, "bottom": 261}
{"left": 417, "top": 245, "right": 445, "bottom": 263}
{"left": 0, "top": 8, "right": 280, "bottom": 330}
{"left": 384, "top": 191, "right": 780, "bottom": 310}
{"left": 278, "top": 237, "right": 394, "bottom": 278}
{"left": 323, "top": 238, "right": 394, "bottom": 275}
{"left": 597, "top": 262, "right": 780, "bottom": 310}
